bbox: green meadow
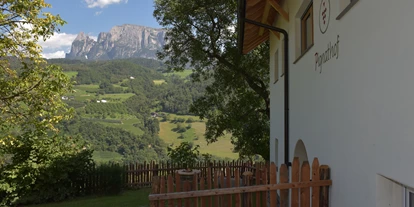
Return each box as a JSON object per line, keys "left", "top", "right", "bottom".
{"left": 158, "top": 114, "right": 238, "bottom": 159}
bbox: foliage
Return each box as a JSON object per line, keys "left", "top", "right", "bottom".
{"left": 93, "top": 163, "right": 125, "bottom": 195}
{"left": 10, "top": 138, "right": 94, "bottom": 205}
{"left": 72, "top": 59, "right": 164, "bottom": 86}
{"left": 155, "top": 75, "right": 209, "bottom": 114}
{"left": 0, "top": 0, "right": 96, "bottom": 205}
{"left": 31, "top": 189, "right": 152, "bottom": 207}
{"left": 98, "top": 81, "right": 123, "bottom": 94}
{"left": 0, "top": 137, "right": 94, "bottom": 206}
{"left": 59, "top": 118, "right": 167, "bottom": 163}
{"left": 154, "top": 0, "right": 270, "bottom": 160}
{"left": 167, "top": 142, "right": 200, "bottom": 169}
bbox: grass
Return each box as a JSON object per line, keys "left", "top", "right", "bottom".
{"left": 74, "top": 84, "right": 100, "bottom": 91}
{"left": 67, "top": 84, "right": 134, "bottom": 103}
{"left": 32, "top": 189, "right": 151, "bottom": 207}
{"left": 63, "top": 71, "right": 78, "bottom": 79}
{"left": 158, "top": 115, "right": 238, "bottom": 159}
{"left": 153, "top": 79, "right": 166, "bottom": 85}
{"left": 163, "top": 70, "right": 193, "bottom": 78}
{"left": 92, "top": 151, "right": 123, "bottom": 163}
{"left": 98, "top": 93, "right": 135, "bottom": 102}
{"left": 97, "top": 117, "right": 144, "bottom": 136}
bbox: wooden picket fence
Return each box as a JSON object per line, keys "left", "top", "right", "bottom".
{"left": 124, "top": 160, "right": 257, "bottom": 188}
{"left": 149, "top": 157, "right": 332, "bottom": 207}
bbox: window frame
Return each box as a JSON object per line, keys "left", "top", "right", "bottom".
{"left": 300, "top": 3, "right": 314, "bottom": 54}
{"left": 406, "top": 187, "right": 414, "bottom": 207}
{"left": 273, "top": 50, "right": 279, "bottom": 84}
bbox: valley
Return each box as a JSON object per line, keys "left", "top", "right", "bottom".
{"left": 58, "top": 59, "right": 238, "bottom": 164}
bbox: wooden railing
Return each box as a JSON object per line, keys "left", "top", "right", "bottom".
{"left": 149, "top": 157, "right": 332, "bottom": 207}
{"left": 124, "top": 160, "right": 258, "bottom": 188}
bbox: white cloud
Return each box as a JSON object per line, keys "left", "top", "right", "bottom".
{"left": 39, "top": 33, "right": 79, "bottom": 59}
{"left": 39, "top": 33, "right": 78, "bottom": 50}
{"left": 84, "top": 0, "right": 128, "bottom": 8}
{"left": 90, "top": 35, "right": 98, "bottom": 41}
{"left": 42, "top": 51, "right": 66, "bottom": 59}
{"left": 95, "top": 11, "right": 103, "bottom": 16}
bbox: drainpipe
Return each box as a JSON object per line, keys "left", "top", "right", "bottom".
{"left": 238, "top": 1, "right": 291, "bottom": 167}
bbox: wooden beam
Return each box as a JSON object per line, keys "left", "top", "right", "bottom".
{"left": 268, "top": 0, "right": 289, "bottom": 21}
{"left": 270, "top": 30, "right": 280, "bottom": 39}
{"left": 259, "top": 1, "right": 271, "bottom": 36}
{"left": 148, "top": 180, "right": 332, "bottom": 201}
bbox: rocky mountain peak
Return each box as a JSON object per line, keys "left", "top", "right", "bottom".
{"left": 66, "top": 24, "right": 166, "bottom": 60}
{"left": 74, "top": 31, "right": 87, "bottom": 41}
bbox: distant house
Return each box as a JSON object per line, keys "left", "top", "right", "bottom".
{"left": 130, "top": 76, "right": 135, "bottom": 80}
{"left": 150, "top": 112, "right": 158, "bottom": 118}
{"left": 96, "top": 100, "right": 101, "bottom": 103}
{"left": 101, "top": 100, "right": 107, "bottom": 103}
{"left": 61, "top": 96, "right": 68, "bottom": 100}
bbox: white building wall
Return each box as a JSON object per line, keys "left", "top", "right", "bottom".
{"left": 269, "top": 0, "right": 414, "bottom": 206}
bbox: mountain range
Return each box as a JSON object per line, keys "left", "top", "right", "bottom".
{"left": 66, "top": 24, "right": 166, "bottom": 60}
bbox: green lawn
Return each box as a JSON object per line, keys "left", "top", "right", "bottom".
{"left": 68, "top": 83, "right": 135, "bottom": 103}
{"left": 98, "top": 93, "right": 135, "bottom": 102}
{"left": 32, "top": 189, "right": 151, "bottom": 207}
{"left": 93, "top": 151, "right": 123, "bottom": 163}
{"left": 63, "top": 71, "right": 78, "bottom": 79}
{"left": 153, "top": 79, "right": 166, "bottom": 85}
{"left": 163, "top": 70, "right": 193, "bottom": 78}
{"left": 158, "top": 115, "right": 238, "bottom": 159}
{"left": 74, "top": 84, "right": 99, "bottom": 91}
{"left": 97, "top": 117, "right": 144, "bottom": 136}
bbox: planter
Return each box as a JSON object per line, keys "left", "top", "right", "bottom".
{"left": 176, "top": 169, "right": 201, "bottom": 191}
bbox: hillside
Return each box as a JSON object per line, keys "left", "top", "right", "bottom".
{"left": 53, "top": 58, "right": 238, "bottom": 163}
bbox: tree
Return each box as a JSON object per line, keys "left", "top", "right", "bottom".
{"left": 167, "top": 142, "right": 200, "bottom": 170}
{"left": 154, "top": 0, "right": 270, "bottom": 159}
{"left": 0, "top": 1, "right": 91, "bottom": 205}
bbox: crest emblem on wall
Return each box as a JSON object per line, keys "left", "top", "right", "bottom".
{"left": 319, "top": 0, "right": 330, "bottom": 34}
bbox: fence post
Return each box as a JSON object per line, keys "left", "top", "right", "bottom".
{"left": 301, "top": 161, "right": 310, "bottom": 207}
{"left": 255, "top": 165, "right": 262, "bottom": 207}
{"left": 311, "top": 158, "right": 320, "bottom": 207}
{"left": 154, "top": 164, "right": 159, "bottom": 177}
{"left": 150, "top": 176, "right": 160, "bottom": 207}
{"left": 269, "top": 162, "right": 277, "bottom": 207}
{"left": 168, "top": 175, "right": 174, "bottom": 207}
{"left": 175, "top": 172, "right": 182, "bottom": 207}
{"left": 291, "top": 158, "right": 300, "bottom": 207}
{"left": 235, "top": 168, "right": 241, "bottom": 207}
{"left": 279, "top": 164, "right": 289, "bottom": 207}
{"left": 319, "top": 165, "right": 330, "bottom": 207}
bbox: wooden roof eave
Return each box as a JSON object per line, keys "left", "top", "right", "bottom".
{"left": 238, "top": 0, "right": 289, "bottom": 54}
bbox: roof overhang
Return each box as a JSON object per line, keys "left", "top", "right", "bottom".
{"left": 237, "top": 0, "right": 288, "bottom": 54}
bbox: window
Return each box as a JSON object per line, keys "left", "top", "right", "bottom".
{"left": 301, "top": 3, "right": 313, "bottom": 54}
{"left": 406, "top": 187, "right": 414, "bottom": 207}
{"left": 280, "top": 39, "right": 285, "bottom": 76}
{"left": 337, "top": 0, "right": 359, "bottom": 20}
{"left": 273, "top": 50, "right": 279, "bottom": 83}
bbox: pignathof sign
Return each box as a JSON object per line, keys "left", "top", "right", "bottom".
{"left": 315, "top": 35, "right": 339, "bottom": 73}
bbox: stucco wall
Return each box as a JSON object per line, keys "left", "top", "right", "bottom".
{"left": 269, "top": 0, "right": 414, "bottom": 206}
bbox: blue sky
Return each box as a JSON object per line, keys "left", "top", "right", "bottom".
{"left": 40, "top": 0, "right": 161, "bottom": 59}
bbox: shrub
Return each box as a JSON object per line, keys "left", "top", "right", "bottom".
{"left": 93, "top": 163, "right": 125, "bottom": 195}
{"left": 2, "top": 136, "right": 95, "bottom": 206}
{"left": 167, "top": 142, "right": 200, "bottom": 169}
